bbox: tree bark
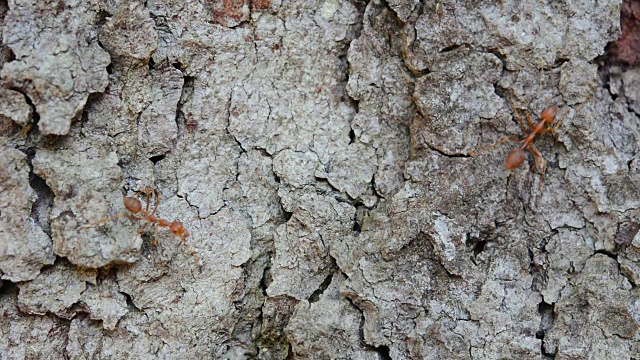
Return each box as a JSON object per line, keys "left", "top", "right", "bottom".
{"left": 1, "top": 0, "right": 638, "bottom": 359}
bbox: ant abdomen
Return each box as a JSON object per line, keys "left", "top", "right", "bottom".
{"left": 123, "top": 196, "right": 142, "bottom": 213}
{"left": 505, "top": 148, "right": 526, "bottom": 170}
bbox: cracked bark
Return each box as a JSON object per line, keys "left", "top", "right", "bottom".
{"left": 0, "top": 0, "right": 639, "bottom": 359}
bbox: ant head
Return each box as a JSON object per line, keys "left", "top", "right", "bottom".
{"left": 541, "top": 106, "right": 558, "bottom": 125}
{"left": 123, "top": 196, "right": 142, "bottom": 213}
{"left": 505, "top": 148, "right": 526, "bottom": 170}
{"left": 170, "top": 221, "right": 189, "bottom": 238}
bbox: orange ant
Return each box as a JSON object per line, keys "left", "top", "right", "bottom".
{"left": 185, "top": 118, "right": 198, "bottom": 132}
{"left": 80, "top": 188, "right": 197, "bottom": 260}
{"left": 471, "top": 101, "right": 563, "bottom": 188}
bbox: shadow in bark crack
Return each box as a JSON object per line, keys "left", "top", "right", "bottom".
{"left": 308, "top": 273, "right": 333, "bottom": 304}
{"left": 24, "top": 149, "right": 55, "bottom": 236}
{"left": 537, "top": 300, "right": 556, "bottom": 358}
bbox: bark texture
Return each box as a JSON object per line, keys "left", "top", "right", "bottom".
{"left": 0, "top": 0, "right": 638, "bottom": 359}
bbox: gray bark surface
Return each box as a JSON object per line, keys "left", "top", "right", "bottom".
{"left": 0, "top": 0, "right": 638, "bottom": 359}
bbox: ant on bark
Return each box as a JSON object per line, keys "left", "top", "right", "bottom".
{"left": 80, "top": 188, "right": 197, "bottom": 261}
{"left": 471, "top": 101, "right": 563, "bottom": 189}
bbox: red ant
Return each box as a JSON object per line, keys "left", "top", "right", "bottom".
{"left": 185, "top": 118, "right": 198, "bottom": 132}
{"left": 471, "top": 101, "right": 563, "bottom": 188}
{"left": 81, "top": 188, "right": 197, "bottom": 260}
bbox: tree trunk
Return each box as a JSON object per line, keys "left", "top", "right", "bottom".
{"left": 1, "top": 0, "right": 638, "bottom": 358}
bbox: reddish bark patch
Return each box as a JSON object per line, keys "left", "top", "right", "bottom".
{"left": 251, "top": 0, "right": 271, "bottom": 12}
{"left": 610, "top": 0, "right": 640, "bottom": 64}
{"left": 206, "top": 0, "right": 271, "bottom": 26}
{"left": 207, "top": 0, "right": 272, "bottom": 25}
{"left": 208, "top": 0, "right": 247, "bottom": 25}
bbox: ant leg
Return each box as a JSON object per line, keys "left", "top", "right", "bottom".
{"left": 152, "top": 223, "right": 159, "bottom": 245}
{"left": 80, "top": 213, "right": 144, "bottom": 229}
{"left": 125, "top": 221, "right": 150, "bottom": 253}
{"left": 529, "top": 145, "right": 547, "bottom": 189}
{"left": 136, "top": 188, "right": 153, "bottom": 214}
{"left": 150, "top": 189, "right": 162, "bottom": 217}
{"left": 509, "top": 100, "right": 529, "bottom": 135}
{"left": 470, "top": 137, "right": 521, "bottom": 156}
{"left": 144, "top": 189, "right": 152, "bottom": 213}
{"left": 525, "top": 112, "right": 535, "bottom": 132}
{"left": 526, "top": 146, "right": 540, "bottom": 173}
{"left": 180, "top": 234, "right": 201, "bottom": 265}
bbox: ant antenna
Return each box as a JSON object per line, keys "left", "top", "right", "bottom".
{"left": 539, "top": 57, "right": 547, "bottom": 107}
